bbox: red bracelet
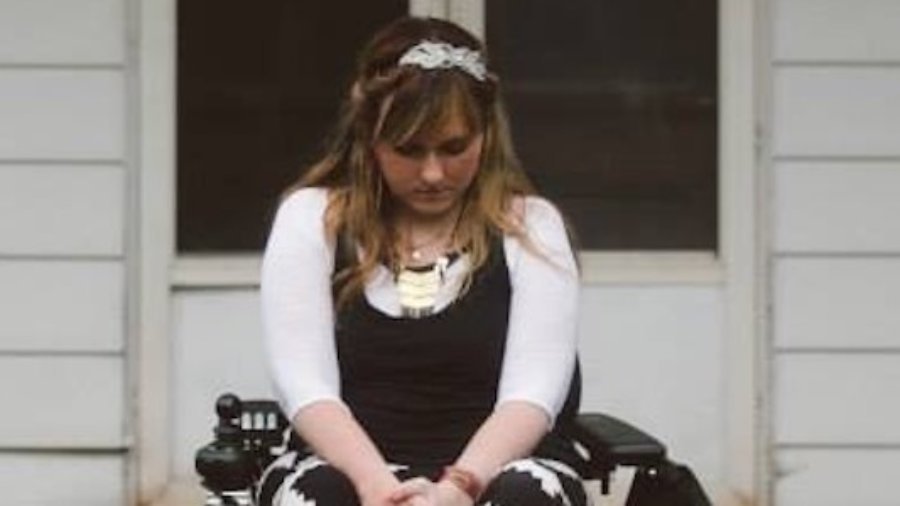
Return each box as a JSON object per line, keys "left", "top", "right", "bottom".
{"left": 440, "top": 465, "right": 484, "bottom": 501}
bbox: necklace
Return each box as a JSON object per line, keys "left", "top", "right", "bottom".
{"left": 392, "top": 210, "right": 462, "bottom": 317}
{"left": 396, "top": 255, "right": 452, "bottom": 318}
{"left": 400, "top": 216, "right": 460, "bottom": 265}
{"left": 408, "top": 237, "right": 450, "bottom": 263}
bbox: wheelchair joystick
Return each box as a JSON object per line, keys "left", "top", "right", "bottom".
{"left": 214, "top": 394, "right": 244, "bottom": 444}
{"left": 195, "top": 394, "right": 257, "bottom": 505}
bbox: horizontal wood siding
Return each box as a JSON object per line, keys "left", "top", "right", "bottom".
{"left": 770, "top": 1, "right": 900, "bottom": 504}
{"left": 775, "top": 258, "right": 900, "bottom": 349}
{"left": 0, "top": 0, "right": 129, "bottom": 503}
{"left": 0, "top": 260, "right": 123, "bottom": 352}
{"left": 774, "top": 161, "right": 900, "bottom": 252}
{"left": 0, "top": 164, "right": 124, "bottom": 256}
{"left": 0, "top": 356, "right": 125, "bottom": 448}
{"left": 0, "top": 70, "right": 124, "bottom": 160}
{"left": 0, "top": 453, "right": 125, "bottom": 505}
{"left": 0, "top": 0, "right": 123, "bottom": 64}
{"left": 775, "top": 449, "right": 900, "bottom": 506}
{"left": 774, "top": 68, "right": 900, "bottom": 157}
{"left": 775, "top": 0, "right": 900, "bottom": 62}
{"left": 775, "top": 354, "right": 900, "bottom": 444}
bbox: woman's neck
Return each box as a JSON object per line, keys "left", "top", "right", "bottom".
{"left": 393, "top": 207, "right": 463, "bottom": 266}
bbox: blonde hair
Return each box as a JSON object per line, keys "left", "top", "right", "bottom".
{"left": 283, "top": 17, "right": 541, "bottom": 308}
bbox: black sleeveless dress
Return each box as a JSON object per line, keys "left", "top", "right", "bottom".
{"left": 332, "top": 234, "right": 582, "bottom": 467}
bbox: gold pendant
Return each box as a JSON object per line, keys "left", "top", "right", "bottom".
{"left": 396, "top": 256, "right": 449, "bottom": 318}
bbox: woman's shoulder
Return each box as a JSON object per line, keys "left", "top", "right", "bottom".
{"left": 508, "top": 194, "right": 567, "bottom": 234}
{"left": 274, "top": 186, "right": 331, "bottom": 222}
{"left": 503, "top": 194, "right": 576, "bottom": 271}
{"left": 268, "top": 187, "right": 333, "bottom": 240}
{"left": 280, "top": 186, "right": 330, "bottom": 210}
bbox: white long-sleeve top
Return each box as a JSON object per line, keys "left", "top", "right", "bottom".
{"left": 260, "top": 187, "right": 580, "bottom": 425}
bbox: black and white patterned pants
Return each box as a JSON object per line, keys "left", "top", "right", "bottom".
{"left": 258, "top": 452, "right": 588, "bottom": 506}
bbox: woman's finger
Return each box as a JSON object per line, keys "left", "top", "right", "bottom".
{"left": 389, "top": 477, "right": 432, "bottom": 503}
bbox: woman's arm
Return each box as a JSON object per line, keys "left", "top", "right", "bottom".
{"left": 451, "top": 401, "right": 550, "bottom": 487}
{"left": 391, "top": 197, "right": 579, "bottom": 506}
{"left": 453, "top": 196, "right": 580, "bottom": 490}
{"left": 293, "top": 401, "right": 401, "bottom": 505}
{"left": 260, "top": 189, "right": 399, "bottom": 504}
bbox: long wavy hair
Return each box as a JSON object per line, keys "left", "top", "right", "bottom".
{"left": 284, "top": 17, "right": 539, "bottom": 307}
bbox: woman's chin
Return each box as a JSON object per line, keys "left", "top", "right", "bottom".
{"left": 403, "top": 199, "right": 461, "bottom": 220}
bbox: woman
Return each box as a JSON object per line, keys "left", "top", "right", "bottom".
{"left": 260, "top": 16, "right": 584, "bottom": 506}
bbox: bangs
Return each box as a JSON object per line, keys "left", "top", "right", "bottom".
{"left": 375, "top": 72, "right": 484, "bottom": 145}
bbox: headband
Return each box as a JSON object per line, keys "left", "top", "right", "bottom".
{"left": 397, "top": 41, "right": 487, "bottom": 81}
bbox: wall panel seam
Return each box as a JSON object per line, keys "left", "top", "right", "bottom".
{"left": 0, "top": 158, "right": 125, "bottom": 169}
{"left": 776, "top": 443, "right": 900, "bottom": 451}
{"left": 774, "top": 60, "right": 900, "bottom": 68}
{"left": 0, "top": 159, "right": 124, "bottom": 166}
{"left": 0, "top": 351, "right": 124, "bottom": 358}
{"left": 0, "top": 63, "right": 125, "bottom": 71}
{"left": 773, "top": 155, "right": 900, "bottom": 163}
{"left": 0, "top": 447, "right": 129, "bottom": 455}
{"left": 775, "top": 348, "right": 900, "bottom": 355}
{"left": 0, "top": 254, "right": 125, "bottom": 261}
{"left": 773, "top": 252, "right": 900, "bottom": 259}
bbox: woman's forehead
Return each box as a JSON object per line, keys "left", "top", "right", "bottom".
{"left": 407, "top": 113, "right": 476, "bottom": 143}
{"left": 378, "top": 77, "right": 482, "bottom": 143}
{"left": 395, "top": 99, "right": 481, "bottom": 144}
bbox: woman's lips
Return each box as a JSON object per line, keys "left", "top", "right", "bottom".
{"left": 414, "top": 188, "right": 451, "bottom": 200}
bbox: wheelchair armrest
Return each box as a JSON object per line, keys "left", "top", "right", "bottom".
{"left": 569, "top": 413, "right": 667, "bottom": 468}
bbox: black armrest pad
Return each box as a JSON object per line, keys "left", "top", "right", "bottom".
{"left": 567, "top": 413, "right": 666, "bottom": 467}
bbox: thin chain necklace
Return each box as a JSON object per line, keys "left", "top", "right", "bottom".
{"left": 406, "top": 230, "right": 454, "bottom": 264}
{"left": 398, "top": 209, "right": 462, "bottom": 266}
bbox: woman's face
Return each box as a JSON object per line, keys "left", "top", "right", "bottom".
{"left": 374, "top": 114, "right": 483, "bottom": 221}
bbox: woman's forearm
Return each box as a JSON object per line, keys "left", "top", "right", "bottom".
{"left": 452, "top": 401, "right": 550, "bottom": 488}
{"left": 293, "top": 400, "right": 399, "bottom": 503}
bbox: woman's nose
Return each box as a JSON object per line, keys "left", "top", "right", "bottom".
{"left": 420, "top": 153, "right": 445, "bottom": 183}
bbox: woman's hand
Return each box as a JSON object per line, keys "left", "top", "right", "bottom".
{"left": 389, "top": 477, "right": 474, "bottom": 506}
{"left": 433, "top": 480, "right": 475, "bottom": 506}
{"left": 358, "top": 475, "right": 404, "bottom": 506}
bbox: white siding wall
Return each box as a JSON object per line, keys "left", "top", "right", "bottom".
{"left": 578, "top": 285, "right": 724, "bottom": 493}
{"left": 0, "top": 0, "right": 128, "bottom": 504}
{"left": 771, "top": 0, "right": 900, "bottom": 504}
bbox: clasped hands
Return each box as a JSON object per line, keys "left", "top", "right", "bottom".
{"left": 364, "top": 477, "right": 474, "bottom": 506}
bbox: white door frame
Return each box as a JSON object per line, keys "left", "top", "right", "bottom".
{"left": 135, "top": 0, "right": 176, "bottom": 502}
{"left": 718, "top": 0, "right": 770, "bottom": 503}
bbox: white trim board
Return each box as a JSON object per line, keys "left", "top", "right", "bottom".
{"left": 135, "top": 0, "right": 175, "bottom": 502}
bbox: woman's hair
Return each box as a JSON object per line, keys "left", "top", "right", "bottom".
{"left": 285, "top": 16, "right": 538, "bottom": 307}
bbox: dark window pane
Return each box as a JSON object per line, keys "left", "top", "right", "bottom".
{"left": 487, "top": 0, "right": 718, "bottom": 250}
{"left": 177, "top": 0, "right": 407, "bottom": 252}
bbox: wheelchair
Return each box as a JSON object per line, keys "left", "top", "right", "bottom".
{"left": 195, "top": 393, "right": 711, "bottom": 506}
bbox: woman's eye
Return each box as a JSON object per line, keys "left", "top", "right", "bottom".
{"left": 439, "top": 138, "right": 471, "bottom": 156}
{"left": 394, "top": 144, "right": 425, "bottom": 158}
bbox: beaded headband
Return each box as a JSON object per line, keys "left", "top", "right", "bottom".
{"left": 397, "top": 40, "right": 487, "bottom": 81}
